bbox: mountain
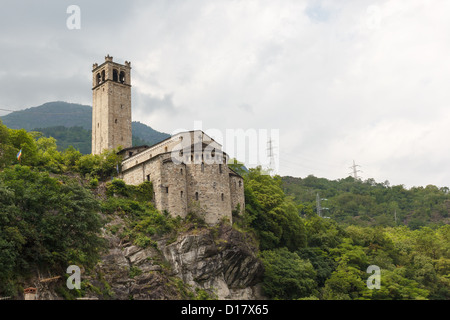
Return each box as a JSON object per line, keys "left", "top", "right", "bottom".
{"left": 1, "top": 101, "right": 92, "bottom": 130}
{"left": 0, "top": 101, "right": 171, "bottom": 153}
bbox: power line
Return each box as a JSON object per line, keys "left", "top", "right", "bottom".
{"left": 280, "top": 150, "right": 345, "bottom": 169}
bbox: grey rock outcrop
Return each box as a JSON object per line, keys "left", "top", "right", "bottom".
{"left": 159, "top": 224, "right": 264, "bottom": 299}
{"left": 93, "top": 218, "right": 265, "bottom": 300}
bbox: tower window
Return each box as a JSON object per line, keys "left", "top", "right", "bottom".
{"left": 113, "top": 69, "right": 118, "bottom": 82}
{"left": 221, "top": 193, "right": 224, "bottom": 201}
{"left": 195, "top": 192, "right": 199, "bottom": 201}
{"left": 119, "top": 71, "right": 126, "bottom": 84}
{"left": 166, "top": 187, "right": 169, "bottom": 194}
{"left": 96, "top": 73, "right": 101, "bottom": 85}
{"left": 101, "top": 70, "right": 105, "bottom": 82}
{"left": 181, "top": 191, "right": 183, "bottom": 198}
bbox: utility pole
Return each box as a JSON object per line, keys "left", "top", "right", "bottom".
{"left": 267, "top": 138, "right": 276, "bottom": 174}
{"left": 316, "top": 193, "right": 322, "bottom": 217}
{"left": 316, "top": 193, "right": 329, "bottom": 218}
{"left": 349, "top": 160, "right": 362, "bottom": 180}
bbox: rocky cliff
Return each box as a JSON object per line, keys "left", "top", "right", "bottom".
{"left": 88, "top": 215, "right": 265, "bottom": 300}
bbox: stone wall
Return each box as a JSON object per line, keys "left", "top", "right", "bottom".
{"left": 122, "top": 153, "right": 243, "bottom": 225}
{"left": 120, "top": 130, "right": 244, "bottom": 225}
{"left": 229, "top": 174, "right": 245, "bottom": 215}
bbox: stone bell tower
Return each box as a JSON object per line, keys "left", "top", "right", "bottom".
{"left": 91, "top": 54, "right": 132, "bottom": 155}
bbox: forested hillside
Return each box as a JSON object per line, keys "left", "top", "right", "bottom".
{"left": 0, "top": 120, "right": 448, "bottom": 300}
{"left": 34, "top": 126, "right": 151, "bottom": 154}
{"left": 282, "top": 175, "right": 450, "bottom": 229}
{"left": 0, "top": 101, "right": 170, "bottom": 153}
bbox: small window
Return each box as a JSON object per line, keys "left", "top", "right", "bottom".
{"left": 146, "top": 174, "right": 150, "bottom": 182}
{"left": 166, "top": 187, "right": 169, "bottom": 194}
{"left": 219, "top": 164, "right": 222, "bottom": 174}
{"left": 165, "top": 146, "right": 168, "bottom": 152}
{"left": 101, "top": 70, "right": 105, "bottom": 82}
{"left": 129, "top": 151, "right": 133, "bottom": 157}
{"left": 201, "top": 162, "right": 204, "bottom": 172}
{"left": 180, "top": 168, "right": 183, "bottom": 175}
{"left": 96, "top": 73, "right": 101, "bottom": 85}
{"left": 195, "top": 192, "right": 199, "bottom": 201}
{"left": 181, "top": 191, "right": 183, "bottom": 198}
{"left": 211, "top": 149, "right": 215, "bottom": 157}
{"left": 119, "top": 71, "right": 126, "bottom": 84}
{"left": 179, "top": 150, "right": 183, "bottom": 157}
{"left": 239, "top": 180, "right": 242, "bottom": 187}
{"left": 221, "top": 193, "right": 224, "bottom": 201}
{"left": 191, "top": 155, "right": 194, "bottom": 162}
{"left": 115, "top": 119, "right": 118, "bottom": 124}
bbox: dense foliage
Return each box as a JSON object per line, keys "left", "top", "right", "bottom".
{"left": 239, "top": 168, "right": 450, "bottom": 300}
{"left": 282, "top": 175, "right": 450, "bottom": 229}
{"left": 0, "top": 166, "right": 104, "bottom": 296}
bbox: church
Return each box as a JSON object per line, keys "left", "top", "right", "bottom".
{"left": 91, "top": 55, "right": 245, "bottom": 225}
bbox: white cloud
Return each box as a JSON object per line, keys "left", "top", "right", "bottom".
{"left": 1, "top": 0, "right": 450, "bottom": 187}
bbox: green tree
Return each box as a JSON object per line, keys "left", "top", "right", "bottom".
{"left": 244, "top": 167, "right": 307, "bottom": 251}
{"left": 0, "top": 166, "right": 105, "bottom": 295}
{"left": 260, "top": 248, "right": 317, "bottom": 299}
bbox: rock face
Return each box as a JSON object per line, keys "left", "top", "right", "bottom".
{"left": 93, "top": 218, "right": 265, "bottom": 300}
{"left": 159, "top": 224, "right": 264, "bottom": 299}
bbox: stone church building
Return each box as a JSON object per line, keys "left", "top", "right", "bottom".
{"left": 91, "top": 55, "right": 244, "bottom": 225}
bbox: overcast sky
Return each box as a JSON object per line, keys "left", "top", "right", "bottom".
{"left": 1, "top": 0, "right": 450, "bottom": 188}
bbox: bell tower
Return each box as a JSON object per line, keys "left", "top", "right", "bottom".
{"left": 92, "top": 54, "right": 132, "bottom": 154}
